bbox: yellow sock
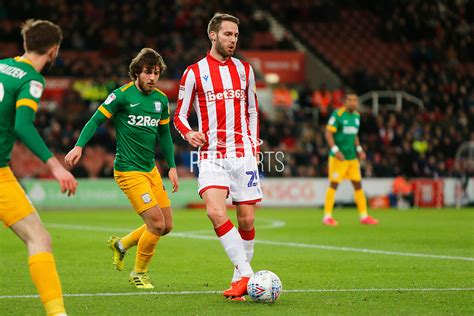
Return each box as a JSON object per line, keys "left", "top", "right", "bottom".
{"left": 121, "top": 224, "right": 147, "bottom": 250}
{"left": 354, "top": 189, "right": 368, "bottom": 218}
{"left": 324, "top": 187, "right": 336, "bottom": 217}
{"left": 134, "top": 229, "right": 160, "bottom": 273}
{"left": 28, "top": 252, "right": 65, "bottom": 316}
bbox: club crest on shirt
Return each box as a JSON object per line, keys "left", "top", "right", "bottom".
{"left": 154, "top": 101, "right": 162, "bottom": 112}
{"left": 239, "top": 72, "right": 246, "bottom": 82}
{"left": 29, "top": 80, "right": 44, "bottom": 98}
{"left": 141, "top": 193, "right": 152, "bottom": 204}
{"left": 178, "top": 85, "right": 185, "bottom": 100}
{"left": 104, "top": 93, "right": 116, "bottom": 105}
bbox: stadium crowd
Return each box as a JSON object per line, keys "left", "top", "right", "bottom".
{"left": 2, "top": 0, "right": 472, "bottom": 179}
{"left": 0, "top": 0, "right": 293, "bottom": 79}
{"left": 352, "top": 0, "right": 473, "bottom": 109}
{"left": 10, "top": 84, "right": 473, "bottom": 180}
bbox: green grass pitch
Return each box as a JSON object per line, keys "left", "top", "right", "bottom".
{"left": 1, "top": 208, "right": 473, "bottom": 315}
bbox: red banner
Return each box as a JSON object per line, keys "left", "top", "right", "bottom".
{"left": 240, "top": 51, "right": 305, "bottom": 83}
{"left": 42, "top": 78, "right": 72, "bottom": 102}
{"left": 157, "top": 80, "right": 180, "bottom": 101}
{"left": 412, "top": 179, "right": 444, "bottom": 208}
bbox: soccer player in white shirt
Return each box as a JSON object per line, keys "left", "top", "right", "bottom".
{"left": 174, "top": 12, "right": 261, "bottom": 300}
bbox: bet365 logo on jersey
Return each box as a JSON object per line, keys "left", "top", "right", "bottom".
{"left": 127, "top": 115, "right": 160, "bottom": 127}
{"left": 205, "top": 89, "right": 245, "bottom": 102}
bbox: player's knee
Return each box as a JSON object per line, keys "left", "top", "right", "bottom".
{"left": 162, "top": 222, "right": 173, "bottom": 236}
{"left": 145, "top": 214, "right": 166, "bottom": 235}
{"left": 207, "top": 211, "right": 227, "bottom": 225}
{"left": 237, "top": 213, "right": 254, "bottom": 230}
{"left": 147, "top": 222, "right": 165, "bottom": 236}
{"left": 28, "top": 228, "right": 52, "bottom": 252}
{"left": 206, "top": 202, "right": 226, "bottom": 221}
{"left": 353, "top": 181, "right": 362, "bottom": 190}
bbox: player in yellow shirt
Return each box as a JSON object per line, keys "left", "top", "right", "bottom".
{"left": 323, "top": 93, "right": 378, "bottom": 226}
{"left": 0, "top": 20, "right": 78, "bottom": 315}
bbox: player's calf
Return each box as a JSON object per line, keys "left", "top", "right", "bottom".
{"left": 27, "top": 229, "right": 53, "bottom": 255}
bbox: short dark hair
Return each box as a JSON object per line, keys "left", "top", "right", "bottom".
{"left": 21, "top": 19, "right": 62, "bottom": 54}
{"left": 128, "top": 48, "right": 167, "bottom": 80}
{"left": 345, "top": 91, "right": 358, "bottom": 98}
{"left": 207, "top": 12, "right": 239, "bottom": 40}
{"left": 345, "top": 89, "right": 358, "bottom": 96}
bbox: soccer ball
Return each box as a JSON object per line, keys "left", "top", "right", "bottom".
{"left": 247, "top": 270, "right": 282, "bottom": 303}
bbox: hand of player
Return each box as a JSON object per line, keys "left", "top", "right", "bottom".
{"left": 358, "top": 150, "right": 367, "bottom": 160}
{"left": 185, "top": 131, "right": 206, "bottom": 148}
{"left": 335, "top": 151, "right": 345, "bottom": 161}
{"left": 47, "top": 157, "right": 78, "bottom": 196}
{"left": 168, "top": 167, "right": 179, "bottom": 193}
{"left": 64, "top": 146, "right": 83, "bottom": 167}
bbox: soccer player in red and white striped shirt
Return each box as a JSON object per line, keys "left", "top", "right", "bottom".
{"left": 174, "top": 12, "right": 262, "bottom": 300}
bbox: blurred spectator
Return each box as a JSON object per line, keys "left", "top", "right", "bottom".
{"left": 272, "top": 85, "right": 293, "bottom": 108}
{"left": 312, "top": 83, "right": 332, "bottom": 118}
{"left": 391, "top": 175, "right": 414, "bottom": 208}
{"left": 331, "top": 86, "right": 345, "bottom": 108}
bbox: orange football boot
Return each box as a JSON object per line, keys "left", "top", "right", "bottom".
{"left": 223, "top": 277, "right": 250, "bottom": 298}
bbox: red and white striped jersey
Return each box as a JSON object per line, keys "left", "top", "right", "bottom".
{"left": 174, "top": 53, "right": 259, "bottom": 159}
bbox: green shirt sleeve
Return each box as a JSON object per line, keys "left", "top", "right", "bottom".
{"left": 158, "top": 123, "right": 176, "bottom": 168}
{"left": 75, "top": 110, "right": 107, "bottom": 148}
{"left": 17, "top": 76, "right": 45, "bottom": 107}
{"left": 159, "top": 96, "right": 170, "bottom": 125}
{"left": 14, "top": 76, "right": 53, "bottom": 163}
{"left": 326, "top": 111, "right": 339, "bottom": 133}
{"left": 96, "top": 90, "right": 123, "bottom": 119}
{"left": 158, "top": 98, "right": 175, "bottom": 168}
{"left": 14, "top": 106, "right": 53, "bottom": 163}
{"left": 75, "top": 91, "right": 122, "bottom": 147}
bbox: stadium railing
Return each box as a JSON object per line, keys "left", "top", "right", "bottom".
{"left": 358, "top": 90, "right": 424, "bottom": 114}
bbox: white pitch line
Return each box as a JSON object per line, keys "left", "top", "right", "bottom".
{"left": 1, "top": 288, "right": 473, "bottom": 299}
{"left": 46, "top": 218, "right": 285, "bottom": 235}
{"left": 45, "top": 223, "right": 474, "bottom": 262}
{"left": 171, "top": 233, "right": 474, "bottom": 262}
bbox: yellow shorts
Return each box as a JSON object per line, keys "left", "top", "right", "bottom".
{"left": 114, "top": 167, "right": 170, "bottom": 214}
{"left": 0, "top": 167, "right": 36, "bottom": 227}
{"left": 328, "top": 157, "right": 362, "bottom": 183}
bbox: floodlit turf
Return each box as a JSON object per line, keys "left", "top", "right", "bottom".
{"left": 1, "top": 208, "right": 473, "bottom": 315}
